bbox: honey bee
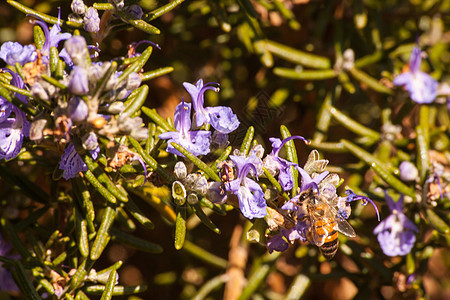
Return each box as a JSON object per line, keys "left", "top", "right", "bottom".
{"left": 295, "top": 188, "right": 356, "bottom": 259}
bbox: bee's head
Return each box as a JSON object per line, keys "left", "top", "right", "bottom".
{"left": 298, "top": 188, "right": 316, "bottom": 203}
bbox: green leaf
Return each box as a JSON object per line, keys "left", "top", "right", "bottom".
{"left": 191, "top": 203, "right": 221, "bottom": 234}
{"left": 90, "top": 206, "right": 116, "bottom": 261}
{"left": 11, "top": 261, "right": 41, "bottom": 300}
{"left": 49, "top": 46, "right": 59, "bottom": 74}
{"left": 274, "top": 68, "right": 337, "bottom": 80}
{"left": 33, "top": 24, "right": 45, "bottom": 50}
{"left": 348, "top": 67, "right": 393, "bottom": 94}
{"left": 123, "top": 198, "right": 154, "bottom": 230}
{"left": 141, "top": 67, "right": 174, "bottom": 82}
{"left": 75, "top": 207, "right": 90, "bottom": 258}
{"left": 239, "top": 252, "right": 281, "bottom": 300}
{"left": 116, "top": 10, "right": 160, "bottom": 34}
{"left": 341, "top": 139, "right": 415, "bottom": 198}
{"left": 84, "top": 284, "right": 148, "bottom": 296}
{"left": 84, "top": 170, "right": 117, "bottom": 204}
{"left": 330, "top": 106, "right": 380, "bottom": 141}
{"left": 101, "top": 269, "right": 119, "bottom": 300}
{"left": 110, "top": 228, "right": 163, "bottom": 253}
{"left": 72, "top": 176, "right": 96, "bottom": 234}
{"left": 426, "top": 209, "right": 450, "bottom": 234}
{"left": 118, "top": 46, "right": 154, "bottom": 83}
{"left": 8, "top": 0, "right": 82, "bottom": 28}
{"left": 122, "top": 85, "right": 149, "bottom": 117}
{"left": 174, "top": 205, "right": 187, "bottom": 250}
{"left": 145, "top": 0, "right": 186, "bottom": 21}
{"left": 41, "top": 74, "right": 67, "bottom": 90}
{"left": 128, "top": 137, "right": 176, "bottom": 182}
{"left": 265, "top": 40, "right": 331, "bottom": 69}
{"left": 240, "top": 126, "right": 255, "bottom": 156}
{"left": 0, "top": 83, "right": 37, "bottom": 116}
{"left": 199, "top": 197, "right": 226, "bottom": 216}
{"left": 284, "top": 274, "right": 311, "bottom": 300}
{"left": 182, "top": 240, "right": 228, "bottom": 269}
{"left": 262, "top": 167, "right": 290, "bottom": 202}
{"left": 83, "top": 154, "right": 128, "bottom": 203}
{"left": 141, "top": 106, "right": 172, "bottom": 132}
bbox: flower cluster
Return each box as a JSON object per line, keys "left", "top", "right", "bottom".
{"left": 0, "top": 17, "right": 151, "bottom": 181}
{"left": 159, "top": 79, "right": 240, "bottom": 157}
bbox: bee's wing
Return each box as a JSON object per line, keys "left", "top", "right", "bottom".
{"left": 320, "top": 196, "right": 357, "bottom": 238}
{"left": 336, "top": 217, "right": 356, "bottom": 237}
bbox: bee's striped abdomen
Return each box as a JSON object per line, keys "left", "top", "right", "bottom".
{"left": 319, "top": 227, "right": 339, "bottom": 260}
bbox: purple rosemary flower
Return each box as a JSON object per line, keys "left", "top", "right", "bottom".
{"left": 183, "top": 79, "right": 239, "bottom": 133}
{"left": 68, "top": 66, "right": 89, "bottom": 95}
{"left": 0, "top": 69, "right": 30, "bottom": 160}
{"left": 267, "top": 231, "right": 289, "bottom": 253}
{"left": 0, "top": 118, "right": 28, "bottom": 160}
{"left": 267, "top": 221, "right": 309, "bottom": 253}
{"left": 296, "top": 165, "right": 329, "bottom": 193}
{"left": 0, "top": 41, "right": 37, "bottom": 66}
{"left": 159, "top": 100, "right": 211, "bottom": 157}
{"left": 263, "top": 136, "right": 309, "bottom": 191}
{"left": 225, "top": 154, "right": 267, "bottom": 219}
{"left": 393, "top": 46, "right": 438, "bottom": 104}
{"left": 373, "top": 192, "right": 418, "bottom": 256}
{"left": 0, "top": 235, "right": 20, "bottom": 292}
{"left": 59, "top": 143, "right": 100, "bottom": 180}
{"left": 84, "top": 7, "right": 101, "bottom": 33}
{"left": 30, "top": 14, "right": 72, "bottom": 59}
